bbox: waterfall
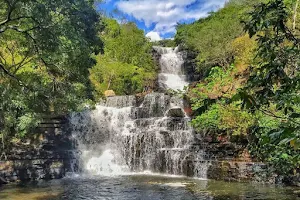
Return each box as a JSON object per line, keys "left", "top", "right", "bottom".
{"left": 69, "top": 46, "right": 209, "bottom": 178}
{"left": 153, "top": 46, "right": 189, "bottom": 91}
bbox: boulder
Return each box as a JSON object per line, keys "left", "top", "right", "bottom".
{"left": 293, "top": 190, "right": 300, "bottom": 197}
{"left": 165, "top": 107, "right": 185, "bottom": 118}
{"left": 104, "top": 90, "right": 116, "bottom": 97}
{"left": 0, "top": 176, "right": 8, "bottom": 185}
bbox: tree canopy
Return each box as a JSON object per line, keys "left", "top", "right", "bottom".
{"left": 175, "top": 0, "right": 262, "bottom": 74}
{"left": 89, "top": 18, "right": 156, "bottom": 98}
{"left": 0, "top": 0, "right": 103, "bottom": 152}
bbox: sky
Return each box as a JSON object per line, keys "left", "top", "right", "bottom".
{"left": 97, "top": 0, "right": 227, "bottom": 41}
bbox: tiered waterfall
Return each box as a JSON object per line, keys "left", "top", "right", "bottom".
{"left": 69, "top": 46, "right": 209, "bottom": 178}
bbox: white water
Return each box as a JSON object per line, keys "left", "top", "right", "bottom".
{"left": 154, "top": 46, "right": 189, "bottom": 91}
{"left": 85, "top": 150, "right": 129, "bottom": 176}
{"left": 69, "top": 47, "right": 209, "bottom": 179}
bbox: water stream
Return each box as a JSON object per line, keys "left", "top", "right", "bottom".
{"left": 1, "top": 176, "right": 299, "bottom": 200}
{"left": 154, "top": 46, "right": 189, "bottom": 91}
{"left": 69, "top": 46, "right": 209, "bottom": 178}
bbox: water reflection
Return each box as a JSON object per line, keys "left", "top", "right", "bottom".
{"left": 0, "top": 175, "right": 299, "bottom": 200}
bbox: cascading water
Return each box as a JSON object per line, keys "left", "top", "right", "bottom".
{"left": 69, "top": 46, "right": 209, "bottom": 178}
{"left": 153, "top": 46, "right": 189, "bottom": 91}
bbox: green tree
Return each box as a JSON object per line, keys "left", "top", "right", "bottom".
{"left": 175, "top": 0, "right": 262, "bottom": 74}
{"left": 190, "top": 66, "right": 254, "bottom": 136}
{"left": 240, "top": 0, "right": 300, "bottom": 147}
{"left": 90, "top": 18, "right": 156, "bottom": 97}
{"left": 233, "top": 0, "right": 300, "bottom": 177}
{"left": 0, "top": 0, "right": 103, "bottom": 155}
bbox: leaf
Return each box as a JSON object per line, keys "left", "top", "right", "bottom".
{"left": 281, "top": 153, "right": 289, "bottom": 159}
{"left": 269, "top": 129, "right": 284, "bottom": 139}
{"left": 291, "top": 139, "right": 300, "bottom": 150}
{"left": 290, "top": 139, "right": 296, "bottom": 148}
{"left": 278, "top": 138, "right": 294, "bottom": 145}
{"left": 289, "top": 113, "right": 300, "bottom": 118}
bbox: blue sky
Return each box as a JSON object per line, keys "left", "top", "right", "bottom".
{"left": 96, "top": 0, "right": 227, "bottom": 41}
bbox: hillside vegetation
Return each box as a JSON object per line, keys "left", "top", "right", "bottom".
{"left": 176, "top": 0, "right": 300, "bottom": 180}
{"left": 89, "top": 18, "right": 156, "bottom": 98}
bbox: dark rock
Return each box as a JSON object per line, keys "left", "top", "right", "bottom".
{"left": 0, "top": 176, "right": 8, "bottom": 185}
{"left": 166, "top": 107, "right": 185, "bottom": 118}
{"left": 293, "top": 190, "right": 300, "bottom": 197}
{"left": 181, "top": 50, "right": 202, "bottom": 82}
{"left": 104, "top": 96, "right": 136, "bottom": 108}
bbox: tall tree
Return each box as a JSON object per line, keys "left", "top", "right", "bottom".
{"left": 0, "top": 0, "right": 103, "bottom": 154}
{"left": 90, "top": 18, "right": 156, "bottom": 97}
{"left": 241, "top": 0, "right": 300, "bottom": 148}
{"left": 0, "top": 0, "right": 102, "bottom": 82}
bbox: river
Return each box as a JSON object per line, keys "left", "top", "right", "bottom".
{"left": 1, "top": 175, "right": 299, "bottom": 200}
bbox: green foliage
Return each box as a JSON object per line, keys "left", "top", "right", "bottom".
{"left": 103, "top": 19, "right": 154, "bottom": 71}
{"left": 192, "top": 104, "right": 220, "bottom": 131}
{"left": 231, "top": 34, "right": 258, "bottom": 70}
{"left": 193, "top": 102, "right": 255, "bottom": 136}
{"left": 170, "top": 0, "right": 300, "bottom": 179}
{"left": 249, "top": 111, "right": 300, "bottom": 176}
{"left": 239, "top": 0, "right": 300, "bottom": 146}
{"left": 228, "top": 0, "right": 300, "bottom": 176}
{"left": 90, "top": 18, "right": 156, "bottom": 97}
{"left": 175, "top": 0, "right": 261, "bottom": 73}
{"left": 0, "top": 0, "right": 103, "bottom": 150}
{"left": 190, "top": 66, "right": 254, "bottom": 135}
{"left": 17, "top": 113, "right": 40, "bottom": 137}
{"left": 181, "top": 0, "right": 300, "bottom": 179}
{"left": 152, "top": 39, "right": 176, "bottom": 47}
{"left": 90, "top": 56, "right": 153, "bottom": 97}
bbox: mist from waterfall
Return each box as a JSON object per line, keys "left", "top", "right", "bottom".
{"left": 69, "top": 47, "right": 209, "bottom": 179}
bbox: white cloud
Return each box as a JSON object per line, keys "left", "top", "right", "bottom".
{"left": 116, "top": 0, "right": 227, "bottom": 36}
{"left": 146, "top": 31, "right": 162, "bottom": 42}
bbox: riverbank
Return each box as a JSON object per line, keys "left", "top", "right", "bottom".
{"left": 0, "top": 115, "right": 75, "bottom": 185}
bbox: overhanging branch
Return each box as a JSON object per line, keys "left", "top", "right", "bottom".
{"left": 0, "top": 63, "right": 19, "bottom": 81}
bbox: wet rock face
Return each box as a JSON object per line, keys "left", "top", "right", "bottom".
{"left": 0, "top": 155, "right": 76, "bottom": 183}
{"left": 0, "top": 116, "right": 77, "bottom": 183}
{"left": 207, "top": 161, "right": 279, "bottom": 184}
{"left": 68, "top": 93, "right": 279, "bottom": 183}
{"left": 181, "top": 50, "right": 202, "bottom": 82}
{"left": 0, "top": 160, "right": 70, "bottom": 182}
{"left": 165, "top": 107, "right": 185, "bottom": 118}
{"left": 104, "top": 95, "right": 137, "bottom": 108}
{"left": 0, "top": 176, "right": 8, "bottom": 185}
{"left": 152, "top": 46, "right": 189, "bottom": 91}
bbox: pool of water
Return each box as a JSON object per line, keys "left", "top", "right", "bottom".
{"left": 0, "top": 175, "right": 299, "bottom": 200}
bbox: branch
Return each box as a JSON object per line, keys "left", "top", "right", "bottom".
{"left": 0, "top": 16, "right": 33, "bottom": 28}
{"left": 14, "top": 56, "right": 33, "bottom": 74}
{"left": 293, "top": 0, "right": 299, "bottom": 32}
{"left": 0, "top": 0, "right": 19, "bottom": 27}
{"left": 0, "top": 53, "right": 7, "bottom": 66}
{"left": 254, "top": 102, "right": 300, "bottom": 126}
{"left": 16, "top": 28, "right": 62, "bottom": 74}
{"left": 6, "top": 44, "right": 15, "bottom": 66}
{"left": 0, "top": 63, "right": 50, "bottom": 100}
{"left": 0, "top": 63, "right": 21, "bottom": 82}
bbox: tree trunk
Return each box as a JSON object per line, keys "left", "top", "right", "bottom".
{"left": 293, "top": 0, "right": 299, "bottom": 32}
{"left": 107, "top": 74, "right": 112, "bottom": 90}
